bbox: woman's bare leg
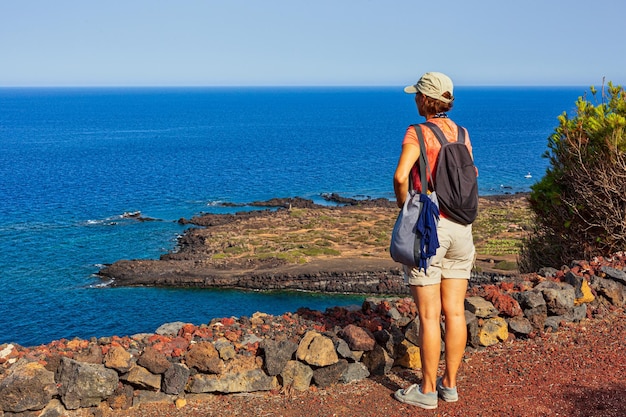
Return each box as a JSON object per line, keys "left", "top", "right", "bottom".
{"left": 411, "top": 284, "right": 442, "bottom": 394}
{"left": 440, "top": 278, "right": 468, "bottom": 388}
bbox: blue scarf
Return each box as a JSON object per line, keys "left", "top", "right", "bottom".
{"left": 416, "top": 193, "right": 440, "bottom": 272}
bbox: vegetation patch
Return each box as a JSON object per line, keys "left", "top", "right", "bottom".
{"left": 193, "top": 197, "right": 533, "bottom": 267}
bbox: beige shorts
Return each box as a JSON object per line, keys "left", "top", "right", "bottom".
{"left": 403, "top": 217, "right": 475, "bottom": 286}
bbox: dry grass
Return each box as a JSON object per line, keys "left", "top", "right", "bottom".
{"left": 184, "top": 194, "right": 532, "bottom": 273}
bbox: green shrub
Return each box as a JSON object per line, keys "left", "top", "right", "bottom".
{"left": 519, "top": 81, "right": 626, "bottom": 272}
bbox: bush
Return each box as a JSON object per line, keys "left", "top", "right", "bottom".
{"left": 519, "top": 81, "right": 626, "bottom": 272}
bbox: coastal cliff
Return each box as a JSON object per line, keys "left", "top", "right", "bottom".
{"left": 100, "top": 257, "right": 407, "bottom": 294}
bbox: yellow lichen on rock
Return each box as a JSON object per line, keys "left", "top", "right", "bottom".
{"left": 396, "top": 340, "right": 421, "bottom": 370}
{"left": 575, "top": 279, "right": 595, "bottom": 306}
{"left": 478, "top": 317, "right": 509, "bottom": 347}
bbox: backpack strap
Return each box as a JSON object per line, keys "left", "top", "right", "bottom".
{"left": 457, "top": 125, "right": 466, "bottom": 144}
{"left": 411, "top": 124, "right": 433, "bottom": 193}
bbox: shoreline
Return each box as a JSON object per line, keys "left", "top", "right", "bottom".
{"left": 98, "top": 193, "right": 529, "bottom": 293}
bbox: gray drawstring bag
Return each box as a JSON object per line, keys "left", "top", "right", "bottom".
{"left": 390, "top": 190, "right": 439, "bottom": 270}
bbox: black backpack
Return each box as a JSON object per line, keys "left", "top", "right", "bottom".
{"left": 413, "top": 121, "right": 478, "bottom": 225}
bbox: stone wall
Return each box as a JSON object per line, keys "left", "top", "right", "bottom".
{"left": 1, "top": 258, "right": 625, "bottom": 415}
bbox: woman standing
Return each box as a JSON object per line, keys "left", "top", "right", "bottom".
{"left": 393, "top": 72, "right": 476, "bottom": 410}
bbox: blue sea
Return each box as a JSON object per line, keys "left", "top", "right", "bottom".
{"left": 0, "top": 86, "right": 586, "bottom": 347}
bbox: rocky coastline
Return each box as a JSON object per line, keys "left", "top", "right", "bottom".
{"left": 96, "top": 194, "right": 517, "bottom": 293}
{"left": 99, "top": 257, "right": 409, "bottom": 295}
{"left": 98, "top": 195, "right": 403, "bottom": 293}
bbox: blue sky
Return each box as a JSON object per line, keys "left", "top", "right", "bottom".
{"left": 1, "top": 0, "right": 624, "bottom": 87}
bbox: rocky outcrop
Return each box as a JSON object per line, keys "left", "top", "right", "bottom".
{"left": 98, "top": 257, "right": 409, "bottom": 294}
{"left": 97, "top": 196, "right": 526, "bottom": 294}
{"left": 2, "top": 252, "right": 626, "bottom": 414}
{"left": 97, "top": 255, "right": 518, "bottom": 296}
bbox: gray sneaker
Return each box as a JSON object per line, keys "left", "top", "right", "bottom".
{"left": 436, "top": 376, "right": 459, "bottom": 402}
{"left": 394, "top": 384, "right": 438, "bottom": 409}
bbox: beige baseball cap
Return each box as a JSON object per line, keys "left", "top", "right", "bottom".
{"left": 404, "top": 72, "right": 454, "bottom": 103}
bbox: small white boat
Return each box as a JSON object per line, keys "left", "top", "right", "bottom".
{"left": 524, "top": 172, "right": 532, "bottom": 178}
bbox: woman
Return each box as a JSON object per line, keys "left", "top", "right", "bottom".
{"left": 393, "top": 72, "right": 476, "bottom": 410}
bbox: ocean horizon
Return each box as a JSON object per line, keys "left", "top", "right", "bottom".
{"left": 0, "top": 86, "right": 587, "bottom": 346}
